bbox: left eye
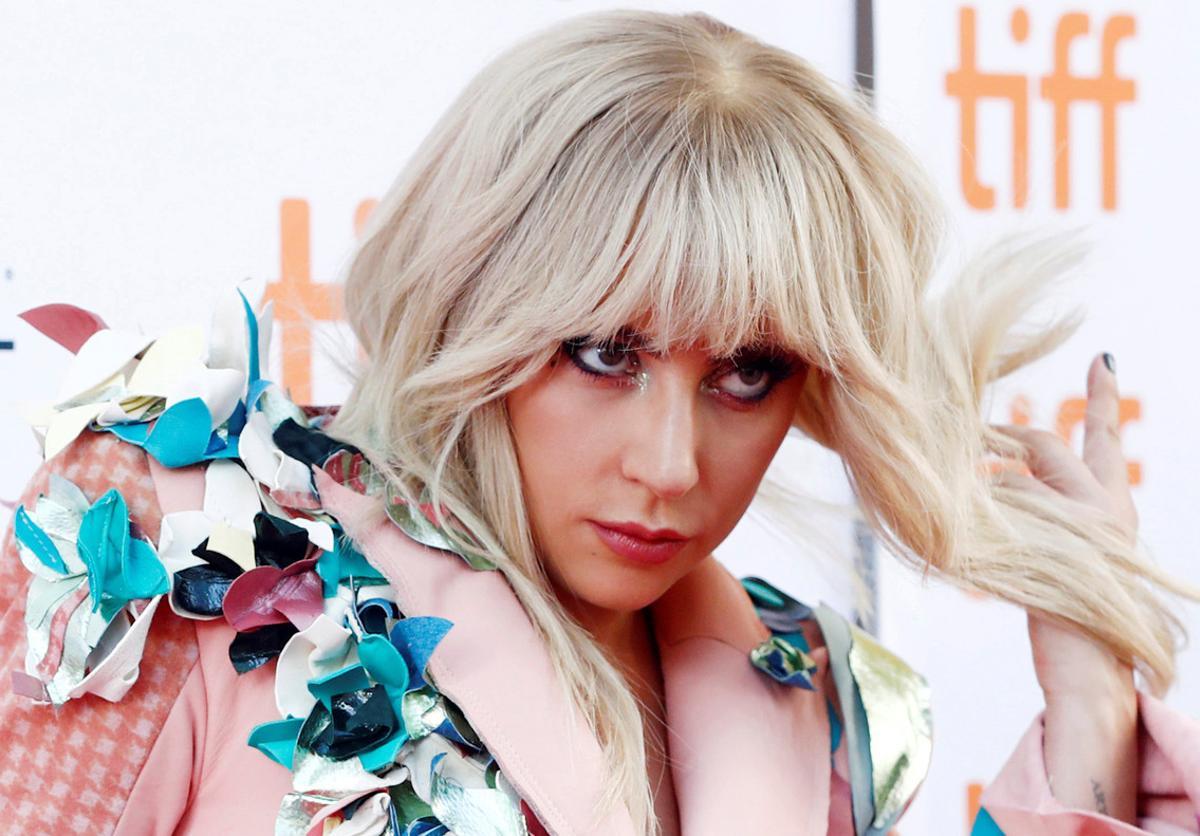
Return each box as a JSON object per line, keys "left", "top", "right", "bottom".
{"left": 711, "top": 365, "right": 774, "bottom": 400}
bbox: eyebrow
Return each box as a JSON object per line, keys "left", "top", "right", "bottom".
{"left": 607, "top": 327, "right": 656, "bottom": 354}
{"left": 600, "top": 327, "right": 793, "bottom": 362}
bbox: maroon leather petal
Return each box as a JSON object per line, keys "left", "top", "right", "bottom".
{"left": 18, "top": 304, "right": 109, "bottom": 353}
{"left": 222, "top": 558, "right": 322, "bottom": 632}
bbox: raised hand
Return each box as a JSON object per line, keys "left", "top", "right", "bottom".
{"left": 990, "top": 352, "right": 1139, "bottom": 823}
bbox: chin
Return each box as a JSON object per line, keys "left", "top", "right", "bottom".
{"left": 561, "top": 558, "right": 682, "bottom": 613}
{"left": 584, "top": 585, "right": 665, "bottom": 614}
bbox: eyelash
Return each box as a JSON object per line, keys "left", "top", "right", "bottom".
{"left": 560, "top": 337, "right": 798, "bottom": 406}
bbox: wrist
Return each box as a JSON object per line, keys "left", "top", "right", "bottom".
{"left": 1042, "top": 667, "right": 1137, "bottom": 722}
{"left": 1040, "top": 676, "right": 1139, "bottom": 821}
{"left": 1042, "top": 689, "right": 1138, "bottom": 748}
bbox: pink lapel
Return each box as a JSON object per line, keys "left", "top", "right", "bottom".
{"left": 315, "top": 467, "right": 833, "bottom": 835}
{"left": 314, "top": 467, "right": 637, "bottom": 836}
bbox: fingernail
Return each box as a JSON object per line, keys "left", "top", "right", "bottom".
{"left": 1102, "top": 352, "right": 1116, "bottom": 374}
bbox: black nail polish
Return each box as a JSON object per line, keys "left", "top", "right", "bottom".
{"left": 1102, "top": 352, "right": 1116, "bottom": 374}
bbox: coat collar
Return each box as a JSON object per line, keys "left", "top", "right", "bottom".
{"left": 314, "top": 466, "right": 833, "bottom": 836}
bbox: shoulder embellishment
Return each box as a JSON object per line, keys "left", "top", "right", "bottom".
{"left": 13, "top": 289, "right": 527, "bottom": 835}
{"left": 13, "top": 473, "right": 168, "bottom": 704}
{"left": 741, "top": 576, "right": 933, "bottom": 836}
{"left": 742, "top": 575, "right": 819, "bottom": 690}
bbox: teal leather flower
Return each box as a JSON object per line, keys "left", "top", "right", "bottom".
{"left": 13, "top": 474, "right": 169, "bottom": 703}
{"left": 76, "top": 488, "right": 171, "bottom": 620}
{"left": 248, "top": 571, "right": 455, "bottom": 778}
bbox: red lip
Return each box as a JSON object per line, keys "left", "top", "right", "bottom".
{"left": 593, "top": 520, "right": 688, "bottom": 541}
{"left": 588, "top": 520, "right": 690, "bottom": 565}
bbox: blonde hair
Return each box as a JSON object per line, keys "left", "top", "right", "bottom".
{"left": 324, "top": 9, "right": 1198, "bottom": 834}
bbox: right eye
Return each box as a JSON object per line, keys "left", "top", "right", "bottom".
{"left": 562, "top": 337, "right": 638, "bottom": 378}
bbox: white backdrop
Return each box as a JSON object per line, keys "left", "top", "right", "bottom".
{"left": 1, "top": 3, "right": 1194, "bottom": 835}
{"left": 874, "top": 2, "right": 1200, "bottom": 832}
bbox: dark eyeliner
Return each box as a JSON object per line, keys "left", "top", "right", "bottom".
{"left": 716, "top": 353, "right": 800, "bottom": 404}
{"left": 561, "top": 336, "right": 636, "bottom": 380}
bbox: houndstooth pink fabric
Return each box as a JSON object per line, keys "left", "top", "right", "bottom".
{"left": 0, "top": 432, "right": 198, "bottom": 830}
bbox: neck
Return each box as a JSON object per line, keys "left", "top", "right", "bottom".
{"left": 566, "top": 596, "right": 645, "bottom": 663}
{"left": 550, "top": 582, "right": 660, "bottom": 692}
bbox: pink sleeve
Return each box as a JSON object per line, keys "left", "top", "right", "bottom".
{"left": 978, "top": 690, "right": 1200, "bottom": 835}
{"left": 112, "top": 656, "right": 206, "bottom": 835}
{"left": 0, "top": 432, "right": 200, "bottom": 834}
{"left": 170, "top": 619, "right": 297, "bottom": 833}
{"left": 113, "top": 618, "right": 294, "bottom": 835}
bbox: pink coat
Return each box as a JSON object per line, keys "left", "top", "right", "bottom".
{"left": 2, "top": 430, "right": 1198, "bottom": 834}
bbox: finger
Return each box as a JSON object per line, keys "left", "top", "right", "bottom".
{"left": 992, "top": 423, "right": 1102, "bottom": 500}
{"left": 991, "top": 468, "right": 1062, "bottom": 500}
{"left": 1082, "top": 352, "right": 1131, "bottom": 499}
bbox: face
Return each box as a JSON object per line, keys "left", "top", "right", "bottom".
{"left": 504, "top": 323, "right": 809, "bottom": 622}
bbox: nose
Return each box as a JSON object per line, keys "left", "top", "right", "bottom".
{"left": 619, "top": 373, "right": 701, "bottom": 499}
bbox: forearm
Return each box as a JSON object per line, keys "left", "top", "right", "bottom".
{"left": 1042, "top": 675, "right": 1139, "bottom": 824}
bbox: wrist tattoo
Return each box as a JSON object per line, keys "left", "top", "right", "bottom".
{"left": 1090, "top": 778, "right": 1108, "bottom": 815}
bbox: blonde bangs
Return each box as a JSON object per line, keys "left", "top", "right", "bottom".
{"left": 469, "top": 86, "right": 858, "bottom": 375}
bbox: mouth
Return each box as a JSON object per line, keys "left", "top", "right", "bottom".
{"left": 587, "top": 520, "right": 691, "bottom": 565}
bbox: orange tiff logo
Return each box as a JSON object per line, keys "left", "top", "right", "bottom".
{"left": 945, "top": 6, "right": 1136, "bottom": 211}
{"left": 265, "top": 197, "right": 377, "bottom": 405}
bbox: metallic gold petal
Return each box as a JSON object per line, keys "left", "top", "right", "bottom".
{"left": 401, "top": 689, "right": 441, "bottom": 740}
{"left": 383, "top": 483, "right": 497, "bottom": 571}
{"left": 847, "top": 622, "right": 933, "bottom": 831}
{"left": 429, "top": 756, "right": 529, "bottom": 836}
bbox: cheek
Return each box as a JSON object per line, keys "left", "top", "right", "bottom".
{"left": 700, "top": 411, "right": 792, "bottom": 520}
{"left": 505, "top": 366, "right": 608, "bottom": 535}
{"left": 696, "top": 382, "right": 804, "bottom": 533}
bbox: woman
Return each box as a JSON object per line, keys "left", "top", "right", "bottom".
{"left": 3, "top": 9, "right": 1198, "bottom": 835}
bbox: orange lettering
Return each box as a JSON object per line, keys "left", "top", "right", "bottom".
{"left": 946, "top": 7, "right": 1136, "bottom": 211}
{"left": 967, "top": 781, "right": 985, "bottom": 833}
{"left": 1040, "top": 14, "right": 1136, "bottom": 209}
{"left": 264, "top": 199, "right": 347, "bottom": 405}
{"left": 945, "top": 7, "right": 1030, "bottom": 209}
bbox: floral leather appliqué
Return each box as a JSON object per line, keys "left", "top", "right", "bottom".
{"left": 11, "top": 291, "right": 531, "bottom": 835}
